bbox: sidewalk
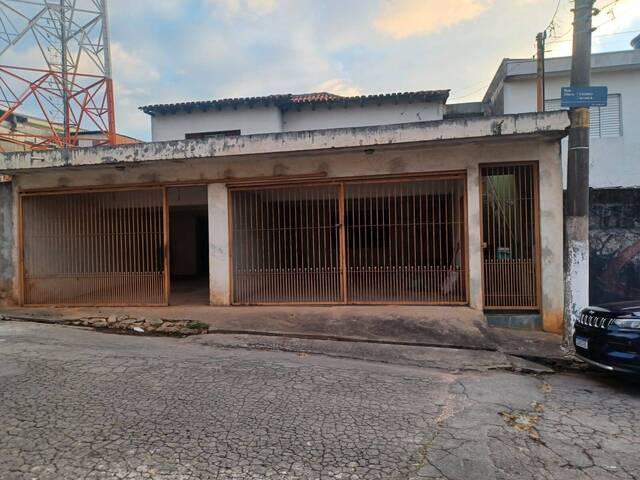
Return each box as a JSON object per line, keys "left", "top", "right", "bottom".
{"left": 0, "top": 304, "right": 565, "bottom": 362}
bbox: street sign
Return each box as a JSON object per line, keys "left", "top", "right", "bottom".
{"left": 561, "top": 86, "right": 608, "bottom": 107}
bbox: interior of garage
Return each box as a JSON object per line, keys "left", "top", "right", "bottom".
{"left": 168, "top": 186, "right": 209, "bottom": 305}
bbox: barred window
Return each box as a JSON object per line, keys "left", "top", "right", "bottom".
{"left": 544, "top": 93, "right": 622, "bottom": 138}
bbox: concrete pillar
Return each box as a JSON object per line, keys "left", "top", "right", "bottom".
{"left": 0, "top": 181, "right": 16, "bottom": 304}
{"left": 466, "top": 165, "right": 483, "bottom": 310}
{"left": 208, "top": 183, "right": 231, "bottom": 305}
{"left": 539, "top": 144, "right": 565, "bottom": 333}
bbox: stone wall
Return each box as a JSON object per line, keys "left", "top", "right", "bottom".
{"left": 590, "top": 188, "right": 640, "bottom": 304}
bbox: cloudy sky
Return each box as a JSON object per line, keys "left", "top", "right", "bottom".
{"left": 103, "top": 0, "right": 639, "bottom": 139}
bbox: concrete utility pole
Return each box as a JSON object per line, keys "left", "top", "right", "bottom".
{"left": 536, "top": 31, "right": 546, "bottom": 112}
{"left": 564, "top": 0, "right": 593, "bottom": 343}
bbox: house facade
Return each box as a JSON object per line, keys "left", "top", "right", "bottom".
{"left": 0, "top": 92, "right": 569, "bottom": 332}
{"left": 484, "top": 46, "right": 640, "bottom": 304}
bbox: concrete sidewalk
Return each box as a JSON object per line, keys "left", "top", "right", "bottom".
{"left": 0, "top": 304, "right": 565, "bottom": 362}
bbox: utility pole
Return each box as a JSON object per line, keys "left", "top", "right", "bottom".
{"left": 564, "top": 0, "right": 593, "bottom": 343}
{"left": 536, "top": 31, "right": 546, "bottom": 112}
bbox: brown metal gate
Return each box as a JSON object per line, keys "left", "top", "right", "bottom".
{"left": 230, "top": 185, "right": 342, "bottom": 304}
{"left": 230, "top": 175, "right": 467, "bottom": 305}
{"left": 480, "top": 164, "right": 540, "bottom": 309}
{"left": 21, "top": 188, "right": 167, "bottom": 306}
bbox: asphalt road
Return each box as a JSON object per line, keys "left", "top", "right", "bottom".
{"left": 0, "top": 321, "right": 638, "bottom": 480}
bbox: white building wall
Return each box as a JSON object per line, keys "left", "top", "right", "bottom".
{"left": 282, "top": 101, "right": 443, "bottom": 132}
{"left": 151, "top": 105, "right": 283, "bottom": 141}
{"left": 150, "top": 101, "right": 445, "bottom": 142}
{"left": 503, "top": 69, "right": 640, "bottom": 188}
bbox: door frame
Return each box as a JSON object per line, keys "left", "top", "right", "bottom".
{"left": 478, "top": 161, "right": 542, "bottom": 311}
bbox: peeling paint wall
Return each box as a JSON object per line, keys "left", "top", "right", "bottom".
{"left": 0, "top": 181, "right": 15, "bottom": 303}
{"left": 590, "top": 188, "right": 640, "bottom": 304}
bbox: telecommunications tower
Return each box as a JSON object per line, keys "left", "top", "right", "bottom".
{"left": 0, "top": 0, "right": 115, "bottom": 150}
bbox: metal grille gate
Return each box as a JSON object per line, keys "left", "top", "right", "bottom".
{"left": 21, "top": 189, "right": 167, "bottom": 306}
{"left": 231, "top": 176, "right": 467, "bottom": 305}
{"left": 230, "top": 185, "right": 341, "bottom": 304}
{"left": 481, "top": 164, "right": 539, "bottom": 309}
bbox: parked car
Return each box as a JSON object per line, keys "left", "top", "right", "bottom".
{"left": 574, "top": 301, "right": 640, "bottom": 375}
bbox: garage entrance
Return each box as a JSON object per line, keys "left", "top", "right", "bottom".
{"left": 230, "top": 175, "right": 467, "bottom": 305}
{"left": 168, "top": 186, "right": 209, "bottom": 305}
{"left": 21, "top": 188, "right": 167, "bottom": 306}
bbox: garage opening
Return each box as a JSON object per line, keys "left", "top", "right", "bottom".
{"left": 230, "top": 185, "right": 342, "bottom": 304}
{"left": 21, "top": 188, "right": 166, "bottom": 306}
{"left": 168, "top": 186, "right": 209, "bottom": 305}
{"left": 345, "top": 178, "right": 466, "bottom": 303}
{"left": 230, "top": 175, "right": 467, "bottom": 305}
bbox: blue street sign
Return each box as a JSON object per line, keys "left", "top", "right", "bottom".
{"left": 561, "top": 86, "right": 608, "bottom": 107}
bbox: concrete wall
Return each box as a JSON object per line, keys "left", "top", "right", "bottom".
{"left": 152, "top": 105, "right": 283, "bottom": 141}
{"left": 590, "top": 188, "right": 640, "bottom": 304}
{"left": 0, "top": 182, "right": 15, "bottom": 303}
{"left": 7, "top": 137, "right": 565, "bottom": 332}
{"left": 208, "top": 184, "right": 229, "bottom": 305}
{"left": 150, "top": 101, "right": 444, "bottom": 142}
{"left": 282, "top": 101, "right": 443, "bottom": 132}
{"left": 503, "top": 69, "right": 640, "bottom": 189}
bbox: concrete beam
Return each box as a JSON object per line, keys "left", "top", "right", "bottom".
{"left": 0, "top": 111, "right": 569, "bottom": 172}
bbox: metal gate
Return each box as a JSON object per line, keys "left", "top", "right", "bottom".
{"left": 21, "top": 188, "right": 167, "bottom": 306}
{"left": 480, "top": 164, "right": 540, "bottom": 309}
{"left": 230, "top": 185, "right": 342, "bottom": 304}
{"left": 230, "top": 176, "right": 467, "bottom": 305}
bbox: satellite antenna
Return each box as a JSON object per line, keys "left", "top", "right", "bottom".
{"left": 0, "top": 0, "right": 115, "bottom": 150}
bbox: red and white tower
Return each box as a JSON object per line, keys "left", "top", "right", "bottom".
{"left": 0, "top": 0, "right": 115, "bottom": 150}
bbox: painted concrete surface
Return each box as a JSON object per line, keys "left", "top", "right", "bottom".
{"left": 208, "top": 183, "right": 230, "bottom": 305}
{"left": 564, "top": 216, "right": 590, "bottom": 341}
{"left": 0, "top": 182, "right": 15, "bottom": 304}
{"left": 0, "top": 111, "right": 569, "bottom": 172}
{"left": 0, "top": 321, "right": 637, "bottom": 480}
{"left": 152, "top": 104, "right": 284, "bottom": 141}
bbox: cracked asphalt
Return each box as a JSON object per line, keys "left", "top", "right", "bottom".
{"left": 0, "top": 321, "right": 638, "bottom": 480}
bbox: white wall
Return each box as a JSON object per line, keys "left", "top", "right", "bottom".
{"left": 150, "top": 101, "right": 445, "bottom": 141}
{"left": 282, "top": 101, "right": 443, "bottom": 132}
{"left": 151, "top": 105, "right": 283, "bottom": 141}
{"left": 503, "top": 69, "right": 640, "bottom": 188}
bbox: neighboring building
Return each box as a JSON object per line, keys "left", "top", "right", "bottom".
{"left": 140, "top": 91, "right": 448, "bottom": 141}
{"left": 0, "top": 111, "right": 140, "bottom": 152}
{"left": 0, "top": 98, "right": 570, "bottom": 333}
{"left": 483, "top": 46, "right": 640, "bottom": 304}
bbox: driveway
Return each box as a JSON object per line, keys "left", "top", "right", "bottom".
{"left": 0, "top": 321, "right": 638, "bottom": 479}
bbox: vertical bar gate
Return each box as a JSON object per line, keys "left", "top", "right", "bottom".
{"left": 21, "top": 188, "right": 167, "bottom": 306}
{"left": 230, "top": 175, "right": 467, "bottom": 305}
{"left": 480, "top": 164, "right": 540, "bottom": 309}
{"left": 230, "top": 185, "right": 342, "bottom": 304}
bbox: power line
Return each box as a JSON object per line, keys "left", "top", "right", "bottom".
{"left": 449, "top": 84, "right": 490, "bottom": 101}
{"left": 546, "top": 28, "right": 640, "bottom": 44}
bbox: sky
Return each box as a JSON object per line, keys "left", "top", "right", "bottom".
{"left": 7, "top": 0, "right": 640, "bottom": 141}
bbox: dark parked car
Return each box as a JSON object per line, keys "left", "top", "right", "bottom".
{"left": 574, "top": 301, "right": 640, "bottom": 375}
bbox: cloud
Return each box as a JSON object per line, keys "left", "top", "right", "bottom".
{"left": 374, "top": 0, "right": 494, "bottom": 39}
{"left": 313, "top": 78, "right": 362, "bottom": 96}
{"left": 204, "top": 0, "right": 278, "bottom": 17}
